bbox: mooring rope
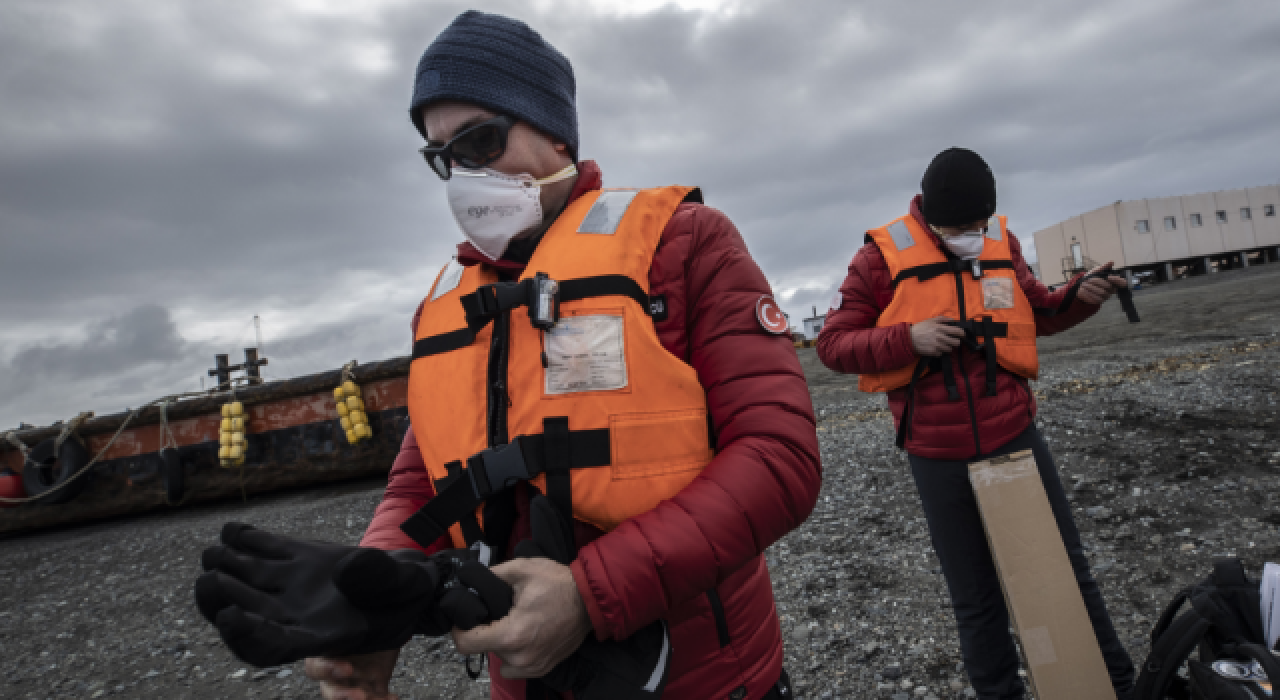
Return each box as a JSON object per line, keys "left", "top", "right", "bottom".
{"left": 0, "top": 383, "right": 254, "bottom": 506}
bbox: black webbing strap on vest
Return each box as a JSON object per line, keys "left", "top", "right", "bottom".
{"left": 412, "top": 274, "right": 656, "bottom": 361}
{"left": 400, "top": 422, "right": 610, "bottom": 548}
{"left": 558, "top": 275, "right": 649, "bottom": 312}
{"left": 1035, "top": 267, "right": 1140, "bottom": 323}
{"left": 894, "top": 317, "right": 1010, "bottom": 448}
{"left": 949, "top": 317, "right": 1007, "bottom": 397}
{"left": 935, "top": 354, "right": 959, "bottom": 401}
{"left": 542, "top": 417, "right": 575, "bottom": 549}
{"left": 891, "top": 259, "right": 1015, "bottom": 287}
{"left": 895, "top": 360, "right": 931, "bottom": 449}
{"left": 938, "top": 318, "right": 1008, "bottom": 398}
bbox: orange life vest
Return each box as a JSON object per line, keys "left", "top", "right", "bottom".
{"left": 401, "top": 186, "right": 714, "bottom": 551}
{"left": 858, "top": 213, "right": 1039, "bottom": 397}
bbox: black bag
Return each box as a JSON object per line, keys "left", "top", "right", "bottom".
{"left": 1135, "top": 558, "right": 1280, "bottom": 700}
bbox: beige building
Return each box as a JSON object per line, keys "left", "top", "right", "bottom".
{"left": 1032, "top": 185, "right": 1280, "bottom": 286}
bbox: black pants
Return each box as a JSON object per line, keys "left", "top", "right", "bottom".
{"left": 908, "top": 426, "right": 1135, "bottom": 700}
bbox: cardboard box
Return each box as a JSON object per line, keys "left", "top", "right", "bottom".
{"left": 968, "top": 450, "right": 1116, "bottom": 700}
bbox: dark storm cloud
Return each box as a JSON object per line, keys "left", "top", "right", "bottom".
{"left": 0, "top": 304, "right": 200, "bottom": 426}
{"left": 2, "top": 0, "right": 1278, "bottom": 427}
{"left": 8, "top": 304, "right": 185, "bottom": 381}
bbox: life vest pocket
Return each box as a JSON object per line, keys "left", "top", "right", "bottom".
{"left": 609, "top": 409, "right": 713, "bottom": 480}
{"left": 1003, "top": 322, "right": 1038, "bottom": 346}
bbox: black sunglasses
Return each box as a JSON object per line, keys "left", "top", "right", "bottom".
{"left": 418, "top": 115, "right": 516, "bottom": 181}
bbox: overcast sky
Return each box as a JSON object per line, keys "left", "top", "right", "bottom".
{"left": 2, "top": 0, "right": 1278, "bottom": 429}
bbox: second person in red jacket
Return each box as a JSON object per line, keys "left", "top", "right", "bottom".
{"left": 818, "top": 148, "right": 1135, "bottom": 700}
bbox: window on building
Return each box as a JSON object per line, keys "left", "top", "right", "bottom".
{"left": 1241, "top": 207, "right": 1252, "bottom": 220}
{"left": 1164, "top": 216, "right": 1177, "bottom": 231}
{"left": 1216, "top": 210, "right": 1228, "bottom": 224}
{"left": 1266, "top": 204, "right": 1276, "bottom": 217}
{"left": 1190, "top": 213, "right": 1203, "bottom": 227}
{"left": 1135, "top": 219, "right": 1150, "bottom": 233}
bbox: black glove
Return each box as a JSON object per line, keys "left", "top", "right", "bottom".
{"left": 433, "top": 546, "right": 515, "bottom": 631}
{"left": 517, "top": 495, "right": 672, "bottom": 700}
{"left": 195, "top": 523, "right": 454, "bottom": 667}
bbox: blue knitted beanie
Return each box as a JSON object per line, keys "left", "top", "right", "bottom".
{"left": 410, "top": 11, "right": 578, "bottom": 158}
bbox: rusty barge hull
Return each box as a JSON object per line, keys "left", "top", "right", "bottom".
{"left": 0, "top": 357, "right": 411, "bottom": 535}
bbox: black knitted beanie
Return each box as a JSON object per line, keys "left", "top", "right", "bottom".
{"left": 920, "top": 148, "right": 997, "bottom": 227}
{"left": 410, "top": 11, "right": 578, "bottom": 158}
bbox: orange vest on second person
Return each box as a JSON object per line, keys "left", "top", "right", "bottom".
{"left": 401, "top": 186, "right": 714, "bottom": 550}
{"left": 858, "top": 213, "right": 1039, "bottom": 395}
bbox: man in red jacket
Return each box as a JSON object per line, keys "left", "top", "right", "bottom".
{"left": 818, "top": 148, "right": 1135, "bottom": 700}
{"left": 305, "top": 11, "right": 820, "bottom": 700}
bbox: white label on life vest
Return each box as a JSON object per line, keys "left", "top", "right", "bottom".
{"left": 544, "top": 315, "right": 627, "bottom": 394}
{"left": 431, "top": 259, "right": 464, "bottom": 301}
{"left": 982, "top": 277, "right": 1015, "bottom": 310}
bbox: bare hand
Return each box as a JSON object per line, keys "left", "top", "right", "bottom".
{"left": 451, "top": 557, "right": 591, "bottom": 679}
{"left": 910, "top": 316, "right": 967, "bottom": 357}
{"left": 1077, "top": 263, "right": 1128, "bottom": 305}
{"left": 305, "top": 649, "right": 401, "bottom": 700}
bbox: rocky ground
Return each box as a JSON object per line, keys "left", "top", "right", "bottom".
{"left": 2, "top": 263, "right": 1278, "bottom": 699}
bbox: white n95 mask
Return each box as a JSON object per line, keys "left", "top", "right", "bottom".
{"left": 446, "top": 164, "right": 578, "bottom": 261}
{"left": 941, "top": 233, "right": 985, "bottom": 260}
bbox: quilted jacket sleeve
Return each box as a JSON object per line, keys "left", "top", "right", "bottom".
{"left": 359, "top": 428, "right": 453, "bottom": 554}
{"left": 569, "top": 203, "right": 823, "bottom": 641}
{"left": 815, "top": 241, "right": 917, "bottom": 375}
{"left": 1007, "top": 232, "right": 1101, "bottom": 336}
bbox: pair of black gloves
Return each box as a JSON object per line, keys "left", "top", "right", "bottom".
{"left": 194, "top": 495, "right": 670, "bottom": 699}
{"left": 194, "top": 523, "right": 510, "bottom": 666}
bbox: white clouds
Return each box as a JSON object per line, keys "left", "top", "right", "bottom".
{"left": 2, "top": 0, "right": 1279, "bottom": 427}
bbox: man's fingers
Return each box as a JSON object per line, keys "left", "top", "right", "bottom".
{"left": 1083, "top": 279, "right": 1110, "bottom": 296}
{"left": 305, "top": 657, "right": 354, "bottom": 682}
{"left": 496, "top": 659, "right": 539, "bottom": 680}
{"left": 938, "top": 325, "right": 967, "bottom": 338}
{"left": 1077, "top": 280, "right": 1108, "bottom": 304}
{"left": 318, "top": 682, "right": 398, "bottom": 700}
{"left": 1108, "top": 275, "right": 1129, "bottom": 287}
{"left": 452, "top": 616, "right": 517, "bottom": 655}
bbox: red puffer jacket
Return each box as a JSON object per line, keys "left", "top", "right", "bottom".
{"left": 361, "top": 161, "right": 822, "bottom": 699}
{"left": 817, "top": 195, "right": 1098, "bottom": 460}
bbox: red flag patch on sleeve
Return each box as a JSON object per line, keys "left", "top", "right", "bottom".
{"left": 756, "top": 295, "right": 789, "bottom": 335}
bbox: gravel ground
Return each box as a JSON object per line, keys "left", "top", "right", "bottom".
{"left": 3, "top": 264, "right": 1278, "bottom": 699}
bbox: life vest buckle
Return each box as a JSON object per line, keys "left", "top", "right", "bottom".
{"left": 529, "top": 272, "right": 560, "bottom": 331}
{"left": 466, "top": 440, "right": 534, "bottom": 499}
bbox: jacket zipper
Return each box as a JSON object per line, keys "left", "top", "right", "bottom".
{"left": 486, "top": 310, "right": 511, "bottom": 447}
{"left": 706, "top": 588, "right": 731, "bottom": 648}
{"left": 951, "top": 271, "right": 983, "bottom": 456}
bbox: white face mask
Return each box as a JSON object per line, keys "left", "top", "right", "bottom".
{"left": 446, "top": 164, "right": 578, "bottom": 261}
{"left": 941, "top": 232, "right": 985, "bottom": 260}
